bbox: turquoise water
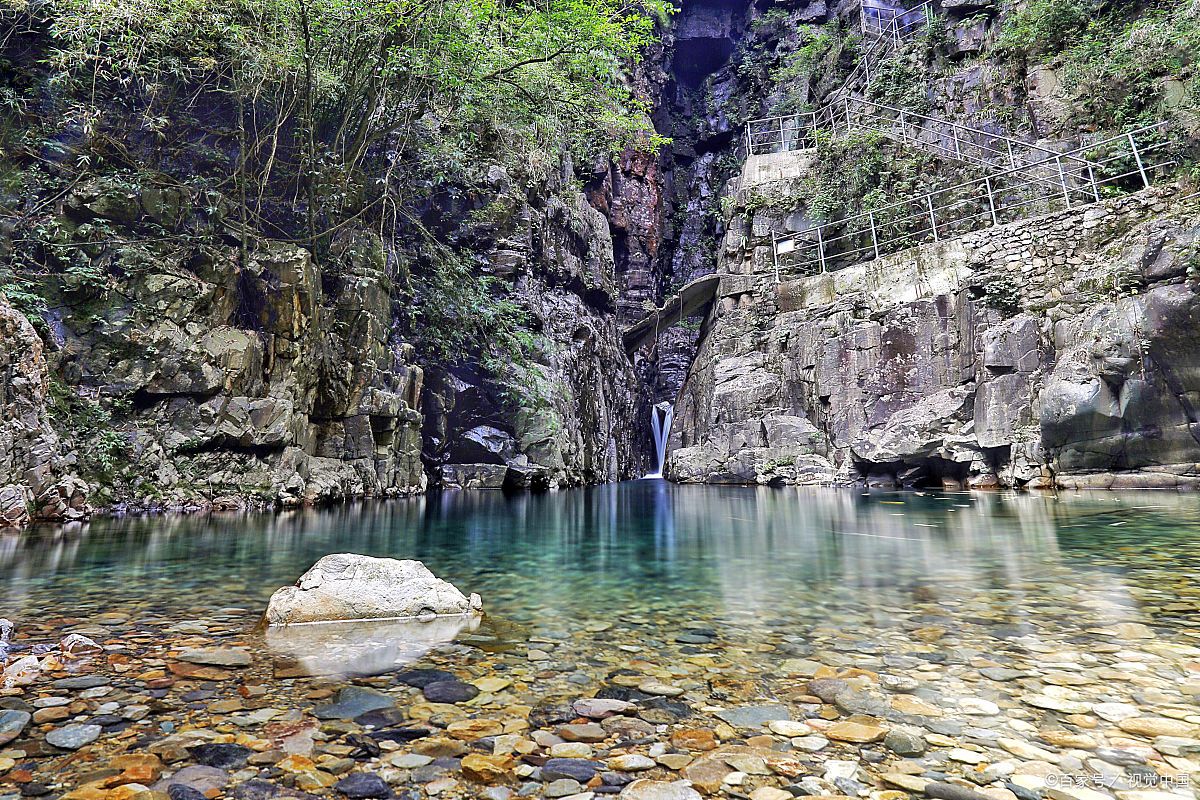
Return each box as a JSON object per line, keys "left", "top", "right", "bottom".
{"left": 4, "top": 483, "right": 1200, "bottom": 638}
{"left": 7, "top": 483, "right": 1200, "bottom": 796}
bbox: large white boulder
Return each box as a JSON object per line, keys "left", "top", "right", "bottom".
{"left": 265, "top": 554, "right": 482, "bottom": 626}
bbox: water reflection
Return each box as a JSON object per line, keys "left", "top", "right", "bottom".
{"left": 1, "top": 486, "right": 1198, "bottom": 640}
{"left": 264, "top": 615, "right": 482, "bottom": 678}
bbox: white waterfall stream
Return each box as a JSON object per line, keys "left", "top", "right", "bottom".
{"left": 644, "top": 401, "right": 674, "bottom": 479}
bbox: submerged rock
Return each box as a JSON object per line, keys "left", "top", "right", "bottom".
{"left": 265, "top": 554, "right": 482, "bottom": 625}
{"left": 312, "top": 687, "right": 394, "bottom": 720}
{"left": 45, "top": 723, "right": 101, "bottom": 750}
{"left": 0, "top": 710, "right": 30, "bottom": 745}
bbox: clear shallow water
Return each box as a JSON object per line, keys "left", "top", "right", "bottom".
{"left": 4, "top": 483, "right": 1200, "bottom": 638}
{"left": 7, "top": 483, "right": 1200, "bottom": 797}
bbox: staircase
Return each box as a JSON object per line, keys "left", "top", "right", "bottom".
{"left": 740, "top": 2, "right": 1177, "bottom": 279}
{"left": 745, "top": 0, "right": 934, "bottom": 155}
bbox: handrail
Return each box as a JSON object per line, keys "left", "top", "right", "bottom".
{"left": 823, "top": 95, "right": 1105, "bottom": 201}
{"left": 769, "top": 122, "right": 1171, "bottom": 280}
{"left": 744, "top": 0, "right": 933, "bottom": 154}
{"left": 835, "top": 96, "right": 1102, "bottom": 170}
{"left": 788, "top": 122, "right": 1162, "bottom": 242}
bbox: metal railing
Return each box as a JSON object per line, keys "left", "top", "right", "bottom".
{"left": 822, "top": 95, "right": 1104, "bottom": 200}
{"left": 745, "top": 0, "right": 932, "bottom": 156}
{"left": 769, "top": 123, "right": 1174, "bottom": 280}
{"left": 861, "top": 1, "right": 931, "bottom": 40}
{"left": 841, "top": 2, "right": 933, "bottom": 98}
{"left": 832, "top": 96, "right": 1098, "bottom": 174}
{"left": 747, "top": 94, "right": 1103, "bottom": 203}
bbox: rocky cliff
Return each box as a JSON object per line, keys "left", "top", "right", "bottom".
{"left": 670, "top": 184, "right": 1200, "bottom": 488}
{"left": 0, "top": 295, "right": 89, "bottom": 525}
{"left": 654, "top": 0, "right": 1200, "bottom": 490}
{"left": 0, "top": 156, "right": 651, "bottom": 518}
{"left": 2, "top": 0, "right": 1199, "bottom": 522}
{"left": 423, "top": 165, "right": 650, "bottom": 491}
{"left": 0, "top": 6, "right": 656, "bottom": 522}
{"left": 19, "top": 198, "right": 430, "bottom": 513}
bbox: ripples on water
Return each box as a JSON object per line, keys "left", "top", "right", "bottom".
{"left": 3, "top": 484, "right": 1199, "bottom": 644}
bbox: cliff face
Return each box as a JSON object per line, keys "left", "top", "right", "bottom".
{"left": 670, "top": 185, "right": 1200, "bottom": 488}
{"left": 30, "top": 198, "right": 428, "bottom": 512}
{"left": 2, "top": 0, "right": 1198, "bottom": 521}
{"left": 0, "top": 295, "right": 89, "bottom": 525}
{"left": 0, "top": 153, "right": 651, "bottom": 517}
{"left": 0, "top": 9, "right": 657, "bottom": 521}
{"left": 651, "top": 0, "right": 1200, "bottom": 490}
{"left": 424, "top": 165, "right": 650, "bottom": 490}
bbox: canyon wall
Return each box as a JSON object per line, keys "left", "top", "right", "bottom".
{"left": 670, "top": 181, "right": 1200, "bottom": 488}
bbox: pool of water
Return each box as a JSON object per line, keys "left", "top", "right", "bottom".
{"left": 5, "top": 483, "right": 1200, "bottom": 798}
{"left": 5, "top": 483, "right": 1200, "bottom": 634}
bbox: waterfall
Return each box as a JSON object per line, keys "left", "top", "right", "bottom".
{"left": 644, "top": 401, "right": 675, "bottom": 479}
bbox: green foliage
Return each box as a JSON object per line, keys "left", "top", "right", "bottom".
{"left": 0, "top": 277, "right": 48, "bottom": 323}
{"left": 866, "top": 56, "right": 932, "bottom": 112}
{"left": 751, "top": 8, "right": 791, "bottom": 35}
{"left": 403, "top": 248, "right": 530, "bottom": 365}
{"left": 47, "top": 380, "right": 131, "bottom": 481}
{"left": 995, "top": 0, "right": 1093, "bottom": 59}
{"left": 802, "top": 131, "right": 932, "bottom": 222}
{"left": 994, "top": 0, "right": 1199, "bottom": 129}
{"left": 771, "top": 24, "right": 846, "bottom": 115}
{"left": 4, "top": 0, "right": 673, "bottom": 400}
{"left": 1058, "top": 4, "right": 1200, "bottom": 126}
{"left": 39, "top": 0, "right": 671, "bottom": 167}
{"left": 982, "top": 272, "right": 1023, "bottom": 317}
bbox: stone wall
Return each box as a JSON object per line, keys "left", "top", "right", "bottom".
{"left": 669, "top": 185, "right": 1200, "bottom": 489}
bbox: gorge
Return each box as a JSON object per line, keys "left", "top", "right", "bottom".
{"left": 3, "top": 4, "right": 1200, "bottom": 799}
{"left": 2, "top": 0, "right": 1199, "bottom": 521}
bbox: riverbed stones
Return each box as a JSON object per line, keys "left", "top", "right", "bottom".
{"left": 671, "top": 729, "right": 718, "bottom": 751}
{"left": 826, "top": 720, "right": 887, "bottom": 743}
{"left": 767, "top": 720, "right": 809, "bottom": 737}
{"left": 1116, "top": 717, "right": 1195, "bottom": 738}
{"left": 422, "top": 680, "right": 479, "bottom": 703}
{"left": 793, "top": 735, "right": 829, "bottom": 752}
{"left": 715, "top": 705, "right": 790, "bottom": 728}
{"left": 265, "top": 554, "right": 482, "bottom": 625}
{"left": 177, "top": 647, "right": 252, "bottom": 667}
{"left": 0, "top": 710, "right": 30, "bottom": 745}
{"left": 884, "top": 728, "right": 926, "bottom": 756}
{"left": 621, "top": 780, "right": 703, "bottom": 800}
{"left": 541, "top": 759, "right": 599, "bottom": 782}
{"left": 18, "top": 495, "right": 1200, "bottom": 800}
{"left": 574, "top": 699, "right": 636, "bottom": 719}
{"left": 188, "top": 743, "right": 251, "bottom": 770}
{"left": 156, "top": 766, "right": 230, "bottom": 793}
{"left": 333, "top": 772, "right": 390, "bottom": 797}
{"left": 447, "top": 718, "right": 504, "bottom": 739}
{"left": 313, "top": 687, "right": 393, "bottom": 720}
{"left": 608, "top": 755, "right": 656, "bottom": 771}
{"left": 397, "top": 669, "right": 456, "bottom": 687}
{"left": 560, "top": 723, "right": 607, "bottom": 742}
{"left": 926, "top": 781, "right": 994, "bottom": 800}
{"left": 46, "top": 723, "right": 101, "bottom": 750}
{"left": 545, "top": 778, "right": 583, "bottom": 797}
